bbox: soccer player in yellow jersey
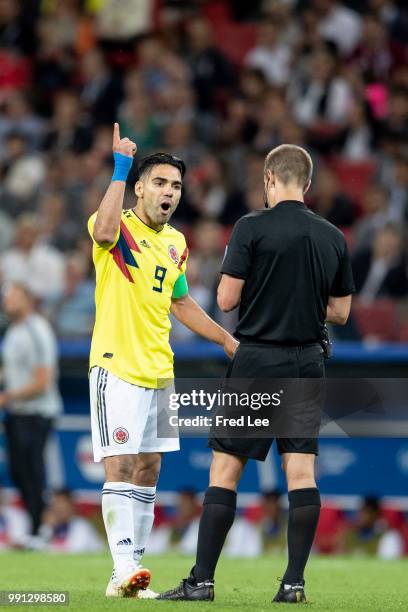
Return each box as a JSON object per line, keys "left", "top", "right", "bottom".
{"left": 88, "top": 124, "right": 238, "bottom": 598}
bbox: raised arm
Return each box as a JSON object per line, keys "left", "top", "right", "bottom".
{"left": 92, "top": 123, "right": 137, "bottom": 246}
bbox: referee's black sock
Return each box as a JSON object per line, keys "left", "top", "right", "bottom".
{"left": 190, "top": 486, "right": 237, "bottom": 583}
{"left": 282, "top": 487, "right": 321, "bottom": 584}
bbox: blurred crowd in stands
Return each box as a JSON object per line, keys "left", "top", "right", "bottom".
{"left": 1, "top": 486, "right": 407, "bottom": 557}
{"left": 0, "top": 0, "right": 407, "bottom": 341}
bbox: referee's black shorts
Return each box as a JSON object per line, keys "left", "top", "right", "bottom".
{"left": 208, "top": 341, "right": 325, "bottom": 461}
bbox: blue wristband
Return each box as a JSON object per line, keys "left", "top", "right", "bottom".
{"left": 112, "top": 152, "right": 133, "bottom": 182}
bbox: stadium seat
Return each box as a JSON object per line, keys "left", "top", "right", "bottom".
{"left": 329, "top": 158, "right": 377, "bottom": 208}
{"left": 212, "top": 22, "right": 257, "bottom": 66}
{"left": 351, "top": 299, "right": 399, "bottom": 341}
{"left": 243, "top": 504, "right": 264, "bottom": 524}
{"left": 153, "top": 505, "right": 169, "bottom": 527}
{"left": 398, "top": 323, "right": 408, "bottom": 343}
{"left": 314, "top": 506, "right": 347, "bottom": 554}
{"left": 202, "top": 0, "right": 232, "bottom": 24}
{"left": 400, "top": 523, "right": 408, "bottom": 555}
{"left": 382, "top": 507, "right": 405, "bottom": 530}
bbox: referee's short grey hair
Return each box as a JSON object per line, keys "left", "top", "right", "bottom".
{"left": 264, "top": 144, "right": 313, "bottom": 189}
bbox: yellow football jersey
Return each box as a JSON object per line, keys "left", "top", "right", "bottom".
{"left": 88, "top": 208, "right": 189, "bottom": 388}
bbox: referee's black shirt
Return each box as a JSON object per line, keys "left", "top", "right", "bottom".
{"left": 221, "top": 200, "right": 355, "bottom": 345}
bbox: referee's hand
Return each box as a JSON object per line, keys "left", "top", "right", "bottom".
{"left": 224, "top": 335, "right": 239, "bottom": 359}
{"left": 112, "top": 122, "right": 137, "bottom": 158}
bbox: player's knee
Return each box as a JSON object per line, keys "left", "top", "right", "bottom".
{"left": 133, "top": 455, "right": 161, "bottom": 486}
{"left": 209, "top": 452, "right": 245, "bottom": 490}
{"left": 104, "top": 455, "right": 135, "bottom": 482}
{"left": 282, "top": 461, "right": 315, "bottom": 487}
{"left": 285, "top": 462, "right": 312, "bottom": 478}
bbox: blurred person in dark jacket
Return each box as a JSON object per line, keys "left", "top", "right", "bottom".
{"left": 184, "top": 16, "right": 235, "bottom": 113}
{"left": 259, "top": 489, "right": 287, "bottom": 553}
{"left": 44, "top": 90, "right": 93, "bottom": 154}
{"left": 170, "top": 489, "right": 201, "bottom": 554}
{"left": 344, "top": 496, "right": 385, "bottom": 556}
{"left": 353, "top": 184, "right": 390, "bottom": 251}
{"left": 352, "top": 223, "right": 408, "bottom": 300}
{"left": 191, "top": 219, "right": 224, "bottom": 291}
{"left": 349, "top": 13, "right": 405, "bottom": 84}
{"left": 79, "top": 48, "right": 123, "bottom": 127}
{"left": 311, "top": 164, "right": 355, "bottom": 227}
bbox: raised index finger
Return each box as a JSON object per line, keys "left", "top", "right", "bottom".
{"left": 113, "top": 122, "right": 120, "bottom": 146}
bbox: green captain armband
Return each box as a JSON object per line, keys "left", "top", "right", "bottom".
{"left": 172, "top": 273, "right": 189, "bottom": 298}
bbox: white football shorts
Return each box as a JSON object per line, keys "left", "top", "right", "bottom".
{"left": 89, "top": 366, "right": 179, "bottom": 462}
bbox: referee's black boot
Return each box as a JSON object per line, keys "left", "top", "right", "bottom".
{"left": 157, "top": 573, "right": 214, "bottom": 601}
{"left": 273, "top": 580, "right": 306, "bottom": 604}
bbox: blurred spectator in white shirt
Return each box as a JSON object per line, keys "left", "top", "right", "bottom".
{"left": 1, "top": 133, "right": 46, "bottom": 211}
{"left": 95, "top": 0, "right": 153, "bottom": 41}
{"left": 378, "top": 529, "right": 405, "bottom": 559}
{"left": 338, "top": 99, "right": 374, "bottom": 160}
{"left": 0, "top": 214, "right": 65, "bottom": 302}
{"left": 0, "top": 489, "right": 30, "bottom": 549}
{"left": 313, "top": 0, "right": 362, "bottom": 56}
{"left": 224, "top": 516, "right": 262, "bottom": 558}
{"left": 245, "top": 17, "right": 293, "bottom": 86}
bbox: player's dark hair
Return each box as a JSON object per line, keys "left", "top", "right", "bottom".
{"left": 138, "top": 153, "right": 186, "bottom": 180}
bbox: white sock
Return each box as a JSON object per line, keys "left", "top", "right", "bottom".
{"left": 132, "top": 485, "right": 156, "bottom": 565}
{"left": 102, "top": 481, "right": 137, "bottom": 576}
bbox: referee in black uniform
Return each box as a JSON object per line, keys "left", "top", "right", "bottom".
{"left": 158, "top": 145, "right": 355, "bottom": 603}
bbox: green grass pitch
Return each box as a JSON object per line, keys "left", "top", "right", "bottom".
{"left": 1, "top": 552, "right": 407, "bottom": 611}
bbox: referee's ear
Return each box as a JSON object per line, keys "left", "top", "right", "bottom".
{"left": 303, "top": 180, "right": 311, "bottom": 195}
